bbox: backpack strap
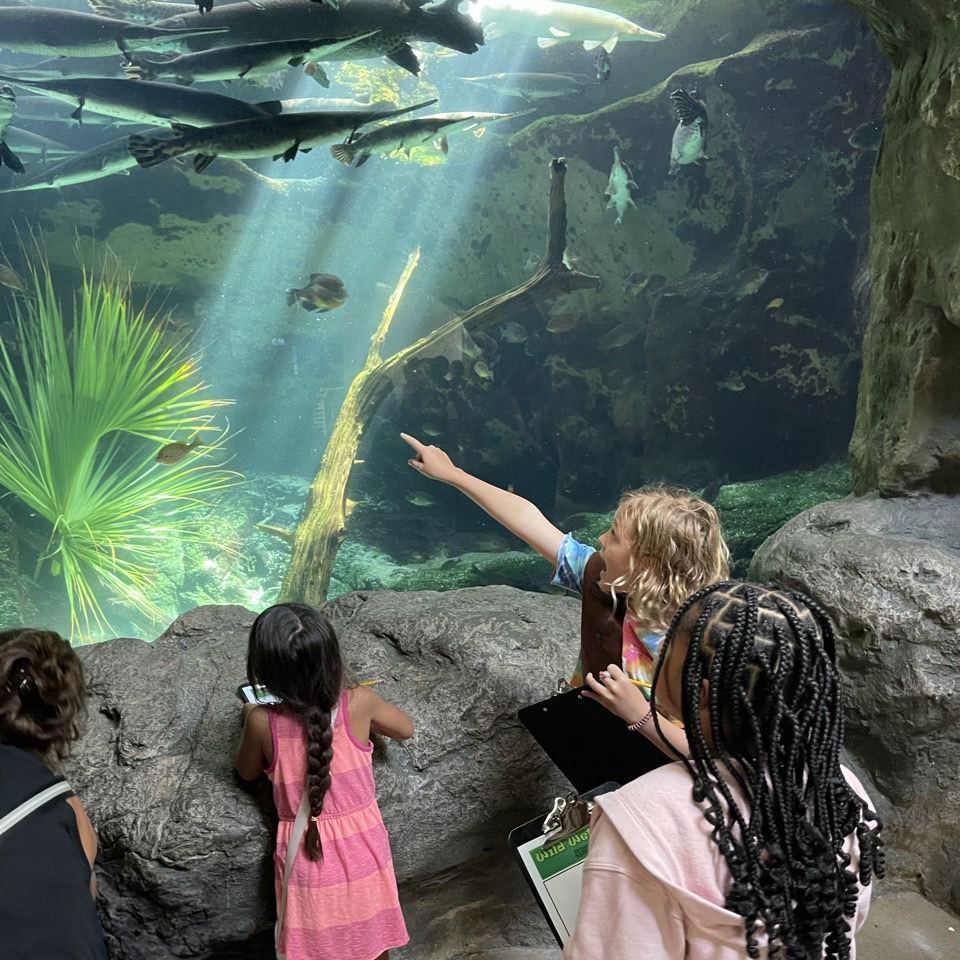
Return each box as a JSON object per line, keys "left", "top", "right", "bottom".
{"left": 275, "top": 703, "right": 338, "bottom": 958}
{"left": 0, "top": 780, "right": 73, "bottom": 838}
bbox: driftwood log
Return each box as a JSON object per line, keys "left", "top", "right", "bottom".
{"left": 278, "top": 157, "right": 601, "bottom": 605}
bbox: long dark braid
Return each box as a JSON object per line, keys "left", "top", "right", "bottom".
{"left": 650, "top": 582, "right": 884, "bottom": 959}
{"left": 247, "top": 603, "right": 345, "bottom": 862}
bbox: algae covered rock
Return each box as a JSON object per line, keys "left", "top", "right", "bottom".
{"left": 68, "top": 589, "right": 577, "bottom": 958}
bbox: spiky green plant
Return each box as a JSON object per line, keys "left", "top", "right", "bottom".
{"left": 0, "top": 257, "right": 236, "bottom": 640}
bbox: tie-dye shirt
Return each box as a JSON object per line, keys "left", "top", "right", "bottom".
{"left": 552, "top": 533, "right": 666, "bottom": 693}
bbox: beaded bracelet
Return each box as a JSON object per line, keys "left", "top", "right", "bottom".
{"left": 627, "top": 711, "right": 654, "bottom": 734}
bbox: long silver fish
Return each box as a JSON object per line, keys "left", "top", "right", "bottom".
{"left": 279, "top": 95, "right": 397, "bottom": 111}
{"left": 143, "top": 0, "right": 484, "bottom": 75}
{"left": 0, "top": 75, "right": 282, "bottom": 126}
{"left": 462, "top": 72, "right": 589, "bottom": 100}
{"left": 0, "top": 55, "right": 127, "bottom": 79}
{"left": 605, "top": 145, "right": 636, "bottom": 225}
{"left": 4, "top": 125, "right": 73, "bottom": 160}
{"left": 128, "top": 97, "right": 438, "bottom": 172}
{"left": 12, "top": 93, "right": 130, "bottom": 125}
{"left": 123, "top": 32, "right": 376, "bottom": 86}
{"left": 0, "top": 127, "right": 175, "bottom": 192}
{"left": 469, "top": 0, "right": 664, "bottom": 52}
{"left": 0, "top": 8, "right": 227, "bottom": 58}
{"left": 416, "top": 107, "right": 535, "bottom": 134}
{"left": 0, "top": 84, "right": 23, "bottom": 172}
{"left": 330, "top": 113, "right": 477, "bottom": 165}
{"left": 669, "top": 88, "right": 708, "bottom": 174}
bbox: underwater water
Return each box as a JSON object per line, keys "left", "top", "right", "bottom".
{"left": 0, "top": 0, "right": 888, "bottom": 642}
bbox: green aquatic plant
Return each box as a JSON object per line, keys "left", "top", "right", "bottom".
{"left": 0, "top": 258, "right": 235, "bottom": 640}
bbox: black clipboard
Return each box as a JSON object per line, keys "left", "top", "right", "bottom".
{"left": 518, "top": 688, "right": 669, "bottom": 794}
{"left": 508, "top": 781, "right": 620, "bottom": 946}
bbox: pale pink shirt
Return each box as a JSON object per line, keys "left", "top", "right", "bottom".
{"left": 564, "top": 762, "right": 875, "bottom": 960}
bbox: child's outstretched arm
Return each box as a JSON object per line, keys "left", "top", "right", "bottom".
{"left": 401, "top": 433, "right": 564, "bottom": 564}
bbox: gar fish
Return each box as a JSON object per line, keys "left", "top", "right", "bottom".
{"left": 280, "top": 95, "right": 397, "bottom": 112}
{"left": 330, "top": 113, "right": 476, "bottom": 165}
{"left": 123, "top": 32, "right": 376, "bottom": 86}
{"left": 5, "top": 125, "right": 73, "bottom": 161}
{"left": 146, "top": 0, "right": 484, "bottom": 75}
{"left": 0, "top": 75, "right": 283, "bottom": 126}
{"left": 414, "top": 107, "right": 535, "bottom": 138}
{"left": 669, "top": 87, "right": 709, "bottom": 174}
{"left": 462, "top": 72, "right": 590, "bottom": 100}
{"left": 13, "top": 93, "right": 127, "bottom": 125}
{"left": 605, "top": 145, "right": 636, "bottom": 224}
{"left": 0, "top": 84, "right": 23, "bottom": 173}
{"left": 469, "top": 0, "right": 664, "bottom": 52}
{"left": 127, "top": 98, "right": 437, "bottom": 172}
{"left": 0, "top": 127, "right": 174, "bottom": 193}
{"left": 156, "top": 432, "right": 202, "bottom": 464}
{"left": 0, "top": 7, "right": 227, "bottom": 58}
{"left": 286, "top": 273, "right": 347, "bottom": 312}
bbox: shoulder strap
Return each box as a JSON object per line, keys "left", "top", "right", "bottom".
{"left": 0, "top": 780, "right": 73, "bottom": 838}
{"left": 275, "top": 704, "right": 338, "bottom": 958}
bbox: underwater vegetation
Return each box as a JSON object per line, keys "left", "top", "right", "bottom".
{"left": 0, "top": 255, "right": 235, "bottom": 639}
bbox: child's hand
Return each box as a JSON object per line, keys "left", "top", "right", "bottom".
{"left": 401, "top": 432, "right": 459, "bottom": 482}
{"left": 582, "top": 664, "right": 651, "bottom": 726}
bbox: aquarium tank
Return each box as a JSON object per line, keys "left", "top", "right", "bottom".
{"left": 0, "top": 0, "right": 888, "bottom": 643}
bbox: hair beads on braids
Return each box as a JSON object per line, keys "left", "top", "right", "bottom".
{"left": 247, "top": 603, "right": 346, "bottom": 863}
{"left": 650, "top": 582, "right": 884, "bottom": 960}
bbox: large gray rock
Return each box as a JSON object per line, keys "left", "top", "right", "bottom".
{"left": 751, "top": 494, "right": 960, "bottom": 914}
{"left": 69, "top": 588, "right": 578, "bottom": 959}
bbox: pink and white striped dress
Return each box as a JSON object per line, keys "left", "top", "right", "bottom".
{"left": 266, "top": 688, "right": 409, "bottom": 960}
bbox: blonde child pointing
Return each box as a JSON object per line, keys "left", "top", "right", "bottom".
{"left": 401, "top": 433, "right": 730, "bottom": 758}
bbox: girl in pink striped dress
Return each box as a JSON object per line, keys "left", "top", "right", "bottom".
{"left": 235, "top": 603, "right": 414, "bottom": 960}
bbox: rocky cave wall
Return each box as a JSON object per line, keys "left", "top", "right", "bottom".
{"left": 752, "top": 0, "right": 960, "bottom": 917}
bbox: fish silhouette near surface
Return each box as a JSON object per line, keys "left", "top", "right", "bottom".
{"left": 127, "top": 99, "right": 437, "bottom": 171}
{"left": 287, "top": 273, "right": 348, "bottom": 312}
{"left": 140, "top": 0, "right": 485, "bottom": 76}
{"left": 669, "top": 87, "right": 709, "bottom": 175}
{"left": 156, "top": 432, "right": 203, "bottom": 464}
{"left": 0, "top": 7, "right": 226, "bottom": 58}
{"left": 469, "top": 0, "right": 664, "bottom": 52}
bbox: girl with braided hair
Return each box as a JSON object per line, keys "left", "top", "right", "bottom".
{"left": 235, "top": 603, "right": 414, "bottom": 960}
{"left": 565, "top": 582, "right": 883, "bottom": 960}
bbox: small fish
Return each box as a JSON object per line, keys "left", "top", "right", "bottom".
{"left": 439, "top": 558, "right": 459, "bottom": 570}
{"left": 473, "top": 532, "right": 508, "bottom": 553}
{"left": 848, "top": 121, "right": 881, "bottom": 152}
{"left": 473, "top": 359, "right": 494, "bottom": 380}
{"left": 0, "top": 262, "right": 25, "bottom": 293}
{"left": 669, "top": 88, "right": 709, "bottom": 175}
{"left": 598, "top": 320, "right": 640, "bottom": 352}
{"left": 546, "top": 312, "right": 580, "bottom": 333}
{"left": 622, "top": 271, "right": 649, "bottom": 296}
{"left": 562, "top": 247, "right": 579, "bottom": 269}
{"left": 156, "top": 432, "right": 202, "bottom": 464}
{"left": 421, "top": 422, "right": 443, "bottom": 437}
{"left": 405, "top": 490, "right": 436, "bottom": 507}
{"left": 594, "top": 47, "right": 611, "bottom": 84}
{"left": 605, "top": 146, "right": 637, "bottom": 224}
{"left": 0, "top": 84, "right": 23, "bottom": 173}
{"left": 499, "top": 321, "right": 527, "bottom": 344}
{"left": 735, "top": 268, "right": 769, "bottom": 299}
{"left": 286, "top": 273, "right": 347, "bottom": 312}
{"left": 765, "top": 297, "right": 785, "bottom": 310}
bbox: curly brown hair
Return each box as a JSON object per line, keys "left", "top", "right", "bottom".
{"left": 0, "top": 628, "right": 86, "bottom": 760}
{"left": 607, "top": 486, "right": 731, "bottom": 626}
